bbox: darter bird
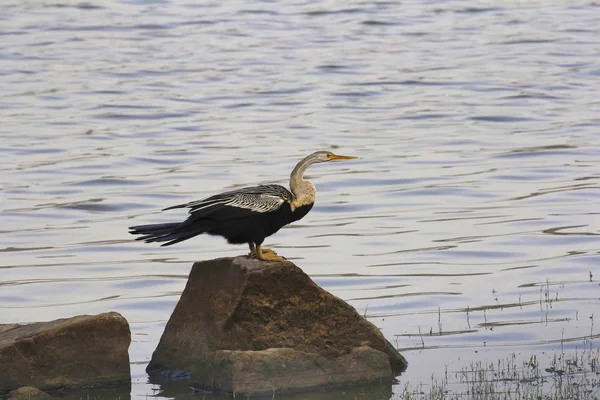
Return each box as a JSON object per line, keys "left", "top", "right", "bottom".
{"left": 128, "top": 151, "right": 357, "bottom": 261}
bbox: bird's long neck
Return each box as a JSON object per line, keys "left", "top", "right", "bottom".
{"left": 289, "top": 156, "right": 316, "bottom": 210}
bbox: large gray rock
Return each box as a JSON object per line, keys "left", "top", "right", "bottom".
{"left": 147, "top": 257, "right": 407, "bottom": 396}
{"left": 0, "top": 312, "right": 131, "bottom": 393}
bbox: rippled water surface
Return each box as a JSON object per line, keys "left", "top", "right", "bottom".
{"left": 2, "top": 0, "right": 600, "bottom": 398}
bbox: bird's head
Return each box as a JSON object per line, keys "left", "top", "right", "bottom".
{"left": 309, "top": 151, "right": 358, "bottom": 164}
{"left": 290, "top": 150, "right": 358, "bottom": 192}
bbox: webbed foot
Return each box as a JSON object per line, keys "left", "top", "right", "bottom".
{"left": 255, "top": 244, "right": 286, "bottom": 261}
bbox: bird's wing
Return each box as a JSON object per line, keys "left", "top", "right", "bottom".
{"left": 165, "top": 185, "right": 293, "bottom": 219}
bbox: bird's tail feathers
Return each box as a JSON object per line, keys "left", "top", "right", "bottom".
{"left": 128, "top": 222, "right": 210, "bottom": 246}
{"left": 129, "top": 222, "right": 180, "bottom": 236}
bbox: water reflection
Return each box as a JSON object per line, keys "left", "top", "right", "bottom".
{"left": 51, "top": 385, "right": 131, "bottom": 400}
{"left": 153, "top": 379, "right": 393, "bottom": 400}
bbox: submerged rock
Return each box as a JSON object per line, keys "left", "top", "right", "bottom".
{"left": 8, "top": 387, "right": 53, "bottom": 400}
{"left": 147, "top": 257, "right": 407, "bottom": 396}
{"left": 0, "top": 312, "right": 131, "bottom": 393}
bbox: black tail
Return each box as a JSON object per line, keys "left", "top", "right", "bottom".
{"left": 128, "top": 221, "right": 210, "bottom": 246}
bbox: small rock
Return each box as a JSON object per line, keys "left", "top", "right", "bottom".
{"left": 147, "top": 256, "right": 408, "bottom": 396}
{"left": 9, "top": 387, "right": 53, "bottom": 400}
{"left": 0, "top": 312, "right": 131, "bottom": 392}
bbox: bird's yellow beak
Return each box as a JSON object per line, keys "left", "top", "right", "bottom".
{"left": 327, "top": 153, "right": 358, "bottom": 161}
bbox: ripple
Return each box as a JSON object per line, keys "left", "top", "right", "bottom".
{"left": 302, "top": 8, "right": 366, "bottom": 16}
{"left": 470, "top": 115, "right": 537, "bottom": 122}
{"left": 361, "top": 20, "right": 399, "bottom": 26}
{"left": 347, "top": 80, "right": 464, "bottom": 87}
{"left": 93, "top": 112, "right": 190, "bottom": 120}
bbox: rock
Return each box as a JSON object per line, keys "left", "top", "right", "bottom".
{"left": 0, "top": 312, "right": 131, "bottom": 393}
{"left": 147, "top": 257, "right": 407, "bottom": 396}
{"left": 9, "top": 387, "right": 53, "bottom": 400}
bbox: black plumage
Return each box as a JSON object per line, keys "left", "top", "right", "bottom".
{"left": 129, "top": 151, "right": 356, "bottom": 260}
{"left": 130, "top": 185, "right": 311, "bottom": 247}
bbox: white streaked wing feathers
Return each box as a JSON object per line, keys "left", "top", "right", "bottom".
{"left": 187, "top": 185, "right": 292, "bottom": 214}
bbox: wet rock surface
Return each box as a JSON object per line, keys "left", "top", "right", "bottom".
{"left": 0, "top": 312, "right": 131, "bottom": 393}
{"left": 147, "top": 256, "right": 407, "bottom": 395}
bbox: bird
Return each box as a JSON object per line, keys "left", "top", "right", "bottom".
{"left": 128, "top": 151, "right": 357, "bottom": 261}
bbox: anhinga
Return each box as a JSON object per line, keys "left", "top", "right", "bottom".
{"left": 128, "top": 151, "right": 357, "bottom": 261}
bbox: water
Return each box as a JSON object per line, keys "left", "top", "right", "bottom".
{"left": 1, "top": 0, "right": 599, "bottom": 398}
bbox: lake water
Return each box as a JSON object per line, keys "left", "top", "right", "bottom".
{"left": 1, "top": 0, "right": 599, "bottom": 398}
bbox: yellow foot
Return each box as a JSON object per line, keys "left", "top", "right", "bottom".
{"left": 257, "top": 252, "right": 286, "bottom": 261}
{"left": 248, "top": 244, "right": 278, "bottom": 257}
{"left": 255, "top": 244, "right": 285, "bottom": 261}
